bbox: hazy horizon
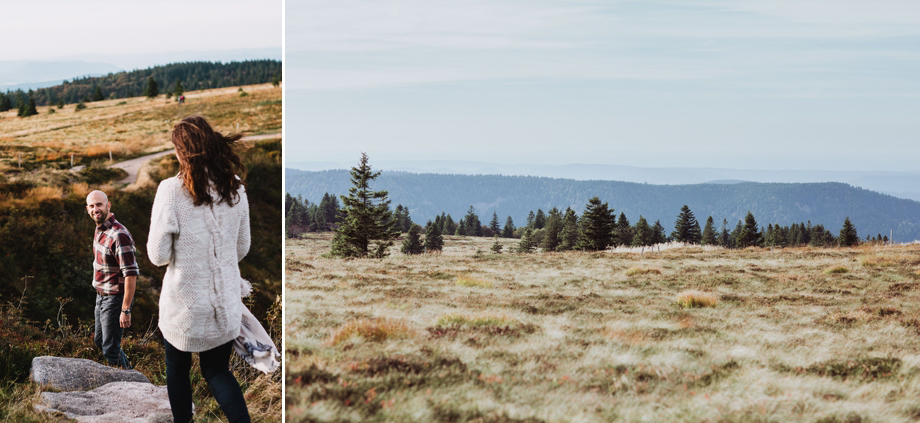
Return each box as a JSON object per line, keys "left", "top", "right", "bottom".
{"left": 2, "top": 0, "right": 281, "bottom": 87}
{"left": 287, "top": 0, "right": 920, "bottom": 173}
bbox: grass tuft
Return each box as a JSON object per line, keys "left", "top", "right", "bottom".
{"left": 326, "top": 318, "right": 413, "bottom": 346}
{"left": 625, "top": 267, "right": 662, "bottom": 276}
{"left": 823, "top": 266, "right": 849, "bottom": 274}
{"left": 676, "top": 290, "right": 719, "bottom": 308}
{"left": 435, "top": 313, "right": 517, "bottom": 328}
{"left": 455, "top": 276, "right": 493, "bottom": 288}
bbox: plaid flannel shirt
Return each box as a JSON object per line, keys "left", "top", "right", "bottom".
{"left": 93, "top": 215, "right": 139, "bottom": 294}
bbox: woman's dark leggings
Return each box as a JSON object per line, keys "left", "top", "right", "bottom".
{"left": 164, "top": 339, "right": 251, "bottom": 423}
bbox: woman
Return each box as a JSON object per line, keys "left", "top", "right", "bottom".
{"left": 148, "top": 115, "right": 251, "bottom": 423}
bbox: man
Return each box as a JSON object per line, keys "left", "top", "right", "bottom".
{"left": 86, "top": 190, "right": 138, "bottom": 369}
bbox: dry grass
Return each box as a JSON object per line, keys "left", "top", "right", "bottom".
{"left": 625, "top": 267, "right": 662, "bottom": 276}
{"left": 823, "top": 265, "right": 849, "bottom": 274}
{"left": 0, "top": 83, "right": 280, "bottom": 170}
{"left": 326, "top": 318, "right": 414, "bottom": 346}
{"left": 286, "top": 235, "right": 920, "bottom": 422}
{"left": 675, "top": 290, "right": 719, "bottom": 308}
{"left": 455, "top": 275, "right": 493, "bottom": 288}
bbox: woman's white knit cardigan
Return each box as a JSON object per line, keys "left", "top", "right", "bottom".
{"left": 147, "top": 176, "right": 251, "bottom": 352}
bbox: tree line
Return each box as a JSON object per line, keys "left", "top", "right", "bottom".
{"left": 285, "top": 169, "right": 920, "bottom": 242}
{"left": 287, "top": 155, "right": 870, "bottom": 258}
{"left": 0, "top": 60, "right": 281, "bottom": 115}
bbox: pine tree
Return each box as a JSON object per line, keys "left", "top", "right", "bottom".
{"left": 738, "top": 211, "right": 762, "bottom": 248}
{"left": 502, "top": 216, "right": 515, "bottom": 238}
{"left": 671, "top": 205, "right": 702, "bottom": 244}
{"left": 330, "top": 153, "right": 400, "bottom": 258}
{"left": 578, "top": 197, "right": 615, "bottom": 251}
{"left": 517, "top": 228, "right": 536, "bottom": 253}
{"left": 22, "top": 91, "right": 38, "bottom": 117}
{"left": 143, "top": 76, "right": 159, "bottom": 98}
{"left": 456, "top": 219, "right": 467, "bottom": 236}
{"left": 443, "top": 214, "right": 456, "bottom": 236}
{"left": 652, "top": 220, "right": 667, "bottom": 245}
{"left": 92, "top": 83, "right": 104, "bottom": 101}
{"left": 541, "top": 207, "right": 562, "bottom": 252}
{"left": 533, "top": 209, "right": 546, "bottom": 229}
{"left": 401, "top": 224, "right": 424, "bottom": 255}
{"left": 614, "top": 213, "right": 632, "bottom": 247}
{"left": 839, "top": 217, "right": 859, "bottom": 247}
{"left": 559, "top": 207, "right": 580, "bottom": 250}
{"left": 489, "top": 212, "right": 501, "bottom": 234}
{"left": 700, "top": 216, "right": 717, "bottom": 245}
{"left": 464, "top": 206, "right": 482, "bottom": 236}
{"left": 272, "top": 73, "right": 281, "bottom": 87}
{"left": 424, "top": 220, "right": 444, "bottom": 251}
{"left": 173, "top": 80, "right": 184, "bottom": 97}
{"left": 720, "top": 219, "right": 731, "bottom": 248}
{"left": 526, "top": 211, "right": 535, "bottom": 228}
{"left": 632, "top": 215, "right": 653, "bottom": 248}
{"left": 491, "top": 236, "right": 504, "bottom": 254}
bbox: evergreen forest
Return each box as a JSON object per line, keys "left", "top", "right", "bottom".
{"left": 0, "top": 60, "right": 281, "bottom": 111}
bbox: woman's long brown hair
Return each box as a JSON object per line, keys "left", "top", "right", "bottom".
{"left": 171, "top": 115, "right": 246, "bottom": 206}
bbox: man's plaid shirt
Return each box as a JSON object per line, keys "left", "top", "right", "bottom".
{"left": 93, "top": 215, "right": 139, "bottom": 294}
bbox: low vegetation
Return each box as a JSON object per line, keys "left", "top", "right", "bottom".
{"left": 286, "top": 235, "right": 920, "bottom": 422}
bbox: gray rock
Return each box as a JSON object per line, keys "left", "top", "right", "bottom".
{"left": 30, "top": 356, "right": 150, "bottom": 392}
{"left": 36, "top": 381, "right": 173, "bottom": 423}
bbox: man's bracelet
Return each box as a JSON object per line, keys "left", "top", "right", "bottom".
{"left": 122, "top": 309, "right": 131, "bottom": 315}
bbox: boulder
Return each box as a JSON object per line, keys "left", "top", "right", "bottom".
{"left": 35, "top": 381, "right": 173, "bottom": 423}
{"left": 30, "top": 356, "right": 150, "bottom": 392}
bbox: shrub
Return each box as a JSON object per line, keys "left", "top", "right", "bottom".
{"left": 75, "top": 102, "right": 86, "bottom": 111}
{"left": 676, "top": 290, "right": 718, "bottom": 308}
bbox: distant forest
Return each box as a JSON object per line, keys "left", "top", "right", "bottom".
{"left": 0, "top": 60, "right": 281, "bottom": 108}
{"left": 286, "top": 169, "right": 920, "bottom": 242}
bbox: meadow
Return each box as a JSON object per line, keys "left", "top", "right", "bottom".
{"left": 0, "top": 82, "right": 280, "bottom": 172}
{"left": 286, "top": 234, "right": 920, "bottom": 422}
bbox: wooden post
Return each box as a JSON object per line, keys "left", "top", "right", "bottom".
{"left": 71, "top": 153, "right": 74, "bottom": 167}
{"left": 109, "top": 150, "right": 113, "bottom": 162}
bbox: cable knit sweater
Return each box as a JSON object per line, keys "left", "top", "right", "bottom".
{"left": 147, "top": 176, "right": 251, "bottom": 352}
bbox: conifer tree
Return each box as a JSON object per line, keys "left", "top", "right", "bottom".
{"left": 632, "top": 215, "right": 653, "bottom": 248}
{"left": 173, "top": 80, "right": 184, "bottom": 97}
{"left": 443, "top": 214, "right": 456, "bottom": 236}
{"left": 533, "top": 209, "right": 546, "bottom": 229}
{"left": 517, "top": 228, "right": 536, "bottom": 253}
{"left": 720, "top": 218, "right": 731, "bottom": 248}
{"left": 700, "top": 216, "right": 717, "bottom": 245}
{"left": 502, "top": 216, "right": 515, "bottom": 238}
{"left": 559, "top": 207, "right": 580, "bottom": 250}
{"left": 578, "top": 197, "right": 615, "bottom": 251}
{"left": 652, "top": 220, "right": 667, "bottom": 245}
{"left": 0, "top": 92, "right": 11, "bottom": 112}
{"left": 526, "top": 211, "right": 535, "bottom": 228}
{"left": 401, "top": 224, "right": 424, "bottom": 255}
{"left": 541, "top": 207, "right": 562, "bottom": 252}
{"left": 456, "top": 219, "right": 467, "bottom": 236}
{"left": 143, "top": 76, "right": 159, "bottom": 98}
{"left": 489, "top": 212, "right": 501, "bottom": 234}
{"left": 491, "top": 236, "right": 503, "bottom": 254}
{"left": 672, "top": 205, "right": 702, "bottom": 244}
{"left": 424, "top": 220, "right": 444, "bottom": 251}
{"left": 839, "top": 217, "right": 859, "bottom": 247}
{"left": 614, "top": 213, "right": 632, "bottom": 247}
{"left": 330, "top": 153, "right": 400, "bottom": 258}
{"left": 464, "top": 206, "right": 482, "bottom": 236}
{"left": 92, "top": 83, "right": 104, "bottom": 101}
{"left": 737, "top": 211, "right": 762, "bottom": 248}
{"left": 22, "top": 92, "right": 38, "bottom": 117}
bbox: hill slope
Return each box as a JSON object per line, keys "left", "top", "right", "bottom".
{"left": 286, "top": 169, "right": 920, "bottom": 242}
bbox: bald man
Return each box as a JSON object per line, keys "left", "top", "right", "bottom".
{"left": 86, "top": 190, "right": 138, "bottom": 369}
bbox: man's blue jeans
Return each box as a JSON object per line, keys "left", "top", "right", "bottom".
{"left": 94, "top": 293, "right": 131, "bottom": 369}
{"left": 164, "top": 339, "right": 251, "bottom": 423}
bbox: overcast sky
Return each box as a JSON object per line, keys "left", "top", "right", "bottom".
{"left": 286, "top": 0, "right": 920, "bottom": 172}
{"left": 2, "top": 0, "right": 281, "bottom": 72}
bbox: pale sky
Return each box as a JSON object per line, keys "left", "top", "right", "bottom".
{"left": 2, "top": 0, "right": 281, "bottom": 69}
{"left": 286, "top": 0, "right": 920, "bottom": 172}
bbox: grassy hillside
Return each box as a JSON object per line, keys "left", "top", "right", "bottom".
{"left": 286, "top": 169, "right": 920, "bottom": 242}
{"left": 1, "top": 83, "right": 280, "bottom": 172}
{"left": 0, "top": 85, "right": 282, "bottom": 422}
{"left": 285, "top": 235, "right": 920, "bottom": 422}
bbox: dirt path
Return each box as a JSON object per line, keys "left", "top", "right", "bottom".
{"left": 71, "top": 132, "right": 281, "bottom": 185}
